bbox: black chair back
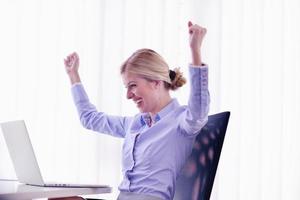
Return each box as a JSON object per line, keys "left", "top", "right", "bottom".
{"left": 174, "top": 111, "right": 230, "bottom": 200}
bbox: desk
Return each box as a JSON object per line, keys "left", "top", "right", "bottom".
{"left": 0, "top": 180, "right": 112, "bottom": 200}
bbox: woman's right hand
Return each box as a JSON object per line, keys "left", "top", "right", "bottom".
{"left": 64, "top": 52, "right": 80, "bottom": 75}
{"left": 64, "top": 52, "right": 81, "bottom": 84}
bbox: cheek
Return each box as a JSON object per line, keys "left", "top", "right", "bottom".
{"left": 134, "top": 86, "right": 146, "bottom": 97}
{"left": 135, "top": 83, "right": 155, "bottom": 99}
{"left": 136, "top": 90, "right": 145, "bottom": 98}
{"left": 141, "top": 90, "right": 157, "bottom": 104}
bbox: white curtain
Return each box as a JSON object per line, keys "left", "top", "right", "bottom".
{"left": 214, "top": 0, "right": 300, "bottom": 199}
{"left": 0, "top": 0, "right": 299, "bottom": 200}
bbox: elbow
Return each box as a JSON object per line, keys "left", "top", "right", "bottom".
{"left": 183, "top": 112, "right": 208, "bottom": 135}
{"left": 79, "top": 111, "right": 95, "bottom": 130}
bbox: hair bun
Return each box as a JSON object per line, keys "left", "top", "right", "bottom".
{"left": 169, "top": 68, "right": 186, "bottom": 90}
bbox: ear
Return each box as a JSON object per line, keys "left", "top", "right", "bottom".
{"left": 151, "top": 80, "right": 161, "bottom": 89}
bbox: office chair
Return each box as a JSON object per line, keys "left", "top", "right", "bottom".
{"left": 174, "top": 111, "right": 230, "bottom": 200}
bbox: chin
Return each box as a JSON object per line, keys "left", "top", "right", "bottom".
{"left": 138, "top": 108, "right": 146, "bottom": 113}
{"left": 138, "top": 106, "right": 147, "bottom": 113}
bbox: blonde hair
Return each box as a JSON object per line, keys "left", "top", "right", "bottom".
{"left": 120, "top": 48, "right": 186, "bottom": 90}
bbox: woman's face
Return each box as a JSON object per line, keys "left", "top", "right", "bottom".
{"left": 122, "top": 72, "right": 160, "bottom": 113}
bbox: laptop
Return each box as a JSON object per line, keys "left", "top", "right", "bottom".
{"left": 0, "top": 120, "right": 109, "bottom": 188}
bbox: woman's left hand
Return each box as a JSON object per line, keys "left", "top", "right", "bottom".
{"left": 188, "top": 21, "right": 206, "bottom": 54}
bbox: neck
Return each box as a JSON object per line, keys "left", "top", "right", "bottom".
{"left": 149, "top": 93, "right": 172, "bottom": 119}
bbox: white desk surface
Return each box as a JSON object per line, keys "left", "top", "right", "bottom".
{"left": 0, "top": 180, "right": 112, "bottom": 200}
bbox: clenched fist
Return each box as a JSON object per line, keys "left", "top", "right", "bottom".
{"left": 64, "top": 52, "right": 81, "bottom": 84}
{"left": 64, "top": 52, "right": 80, "bottom": 75}
{"left": 188, "top": 21, "right": 206, "bottom": 53}
{"left": 188, "top": 21, "right": 207, "bottom": 66}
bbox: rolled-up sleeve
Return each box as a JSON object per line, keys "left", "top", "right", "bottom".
{"left": 71, "top": 83, "right": 131, "bottom": 138}
{"left": 181, "top": 65, "right": 210, "bottom": 135}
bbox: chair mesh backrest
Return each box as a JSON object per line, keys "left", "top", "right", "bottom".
{"left": 174, "top": 112, "right": 230, "bottom": 200}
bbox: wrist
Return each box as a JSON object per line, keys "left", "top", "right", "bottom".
{"left": 68, "top": 72, "right": 81, "bottom": 84}
{"left": 191, "top": 50, "right": 202, "bottom": 66}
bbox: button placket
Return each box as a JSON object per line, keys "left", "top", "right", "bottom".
{"left": 130, "top": 132, "right": 140, "bottom": 169}
{"left": 123, "top": 132, "right": 140, "bottom": 191}
{"left": 124, "top": 132, "right": 140, "bottom": 174}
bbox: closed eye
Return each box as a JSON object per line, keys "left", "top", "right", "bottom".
{"left": 128, "top": 84, "right": 137, "bottom": 89}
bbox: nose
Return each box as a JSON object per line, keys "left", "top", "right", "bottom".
{"left": 127, "top": 89, "right": 134, "bottom": 99}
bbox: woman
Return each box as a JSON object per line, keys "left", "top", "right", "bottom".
{"left": 64, "top": 21, "right": 210, "bottom": 200}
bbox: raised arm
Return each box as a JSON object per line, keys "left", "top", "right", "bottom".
{"left": 181, "top": 21, "right": 210, "bottom": 135}
{"left": 64, "top": 52, "right": 130, "bottom": 138}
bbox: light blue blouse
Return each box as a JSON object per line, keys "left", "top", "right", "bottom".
{"left": 71, "top": 65, "right": 210, "bottom": 200}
